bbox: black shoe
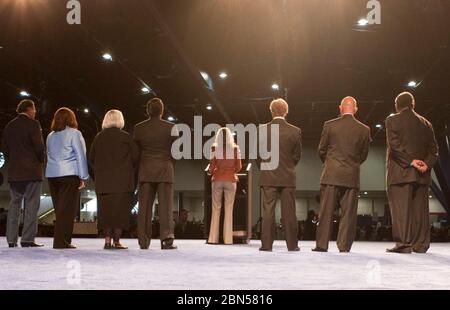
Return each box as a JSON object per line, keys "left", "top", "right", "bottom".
{"left": 21, "top": 242, "right": 44, "bottom": 248}
{"left": 259, "top": 247, "right": 272, "bottom": 252}
{"left": 312, "top": 247, "right": 327, "bottom": 252}
{"left": 412, "top": 248, "right": 428, "bottom": 254}
{"left": 113, "top": 242, "right": 128, "bottom": 250}
{"left": 289, "top": 247, "right": 300, "bottom": 252}
{"left": 8, "top": 243, "right": 18, "bottom": 248}
{"left": 104, "top": 243, "right": 113, "bottom": 250}
{"left": 54, "top": 244, "right": 76, "bottom": 249}
{"left": 161, "top": 239, "right": 177, "bottom": 250}
{"left": 339, "top": 250, "right": 350, "bottom": 253}
{"left": 386, "top": 246, "right": 411, "bottom": 254}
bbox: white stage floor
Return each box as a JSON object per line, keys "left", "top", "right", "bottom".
{"left": 0, "top": 238, "right": 449, "bottom": 290}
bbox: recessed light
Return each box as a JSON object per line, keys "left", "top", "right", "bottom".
{"left": 141, "top": 87, "right": 150, "bottom": 94}
{"left": 83, "top": 108, "right": 89, "bottom": 114}
{"left": 375, "top": 124, "right": 383, "bottom": 129}
{"left": 19, "top": 90, "right": 30, "bottom": 97}
{"left": 168, "top": 116, "right": 175, "bottom": 122}
{"left": 219, "top": 72, "right": 228, "bottom": 79}
{"left": 206, "top": 105, "right": 213, "bottom": 111}
{"left": 357, "top": 18, "right": 369, "bottom": 26}
{"left": 407, "top": 81, "right": 417, "bottom": 88}
{"left": 102, "top": 53, "right": 113, "bottom": 61}
{"left": 271, "top": 83, "right": 280, "bottom": 91}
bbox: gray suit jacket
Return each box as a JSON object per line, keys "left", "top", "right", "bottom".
{"left": 258, "top": 118, "right": 302, "bottom": 188}
{"left": 386, "top": 108, "right": 438, "bottom": 186}
{"left": 319, "top": 114, "right": 371, "bottom": 189}
{"left": 133, "top": 118, "right": 179, "bottom": 183}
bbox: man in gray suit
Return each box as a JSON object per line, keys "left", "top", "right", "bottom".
{"left": 1, "top": 100, "right": 45, "bottom": 248}
{"left": 258, "top": 99, "right": 302, "bottom": 252}
{"left": 386, "top": 92, "right": 438, "bottom": 254}
{"left": 313, "top": 97, "right": 371, "bottom": 253}
{"left": 134, "top": 98, "right": 179, "bottom": 250}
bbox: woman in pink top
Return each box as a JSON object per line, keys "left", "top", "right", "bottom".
{"left": 208, "top": 127, "right": 242, "bottom": 245}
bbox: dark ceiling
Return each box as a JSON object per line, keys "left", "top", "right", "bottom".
{"left": 1, "top": 0, "right": 450, "bottom": 145}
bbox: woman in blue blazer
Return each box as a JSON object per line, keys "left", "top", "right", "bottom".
{"left": 46, "top": 107, "right": 89, "bottom": 249}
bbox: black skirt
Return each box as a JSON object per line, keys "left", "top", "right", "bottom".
{"left": 97, "top": 192, "right": 133, "bottom": 230}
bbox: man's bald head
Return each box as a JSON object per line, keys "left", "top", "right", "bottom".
{"left": 339, "top": 96, "right": 358, "bottom": 115}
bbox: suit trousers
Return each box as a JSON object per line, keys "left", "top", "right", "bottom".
{"left": 261, "top": 186, "right": 298, "bottom": 250}
{"left": 316, "top": 185, "right": 358, "bottom": 251}
{"left": 387, "top": 183, "right": 430, "bottom": 252}
{"left": 6, "top": 181, "right": 42, "bottom": 244}
{"left": 138, "top": 182, "right": 174, "bottom": 248}
{"left": 48, "top": 176, "right": 80, "bottom": 248}
{"left": 208, "top": 181, "right": 236, "bottom": 244}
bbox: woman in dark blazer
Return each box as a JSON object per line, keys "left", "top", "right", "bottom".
{"left": 89, "top": 110, "right": 139, "bottom": 250}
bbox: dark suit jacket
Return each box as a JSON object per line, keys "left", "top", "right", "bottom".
{"left": 258, "top": 118, "right": 302, "bottom": 188}
{"left": 1, "top": 114, "right": 45, "bottom": 182}
{"left": 133, "top": 118, "right": 179, "bottom": 183}
{"left": 318, "top": 114, "right": 371, "bottom": 189}
{"left": 386, "top": 108, "right": 438, "bottom": 186}
{"left": 89, "top": 128, "right": 139, "bottom": 194}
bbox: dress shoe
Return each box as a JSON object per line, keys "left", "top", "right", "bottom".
{"left": 104, "top": 243, "right": 113, "bottom": 250}
{"left": 339, "top": 250, "right": 350, "bottom": 253}
{"left": 413, "top": 248, "right": 427, "bottom": 254}
{"left": 113, "top": 242, "right": 128, "bottom": 250}
{"left": 288, "top": 247, "right": 300, "bottom": 252}
{"left": 161, "top": 239, "right": 177, "bottom": 250}
{"left": 8, "top": 243, "right": 18, "bottom": 248}
{"left": 54, "top": 244, "right": 76, "bottom": 249}
{"left": 21, "top": 242, "right": 44, "bottom": 248}
{"left": 140, "top": 246, "right": 149, "bottom": 250}
{"left": 386, "top": 246, "right": 411, "bottom": 254}
{"left": 311, "top": 247, "right": 327, "bottom": 252}
{"left": 259, "top": 247, "right": 272, "bottom": 252}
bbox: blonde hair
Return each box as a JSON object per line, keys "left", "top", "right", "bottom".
{"left": 102, "top": 109, "right": 125, "bottom": 130}
{"left": 212, "top": 127, "right": 236, "bottom": 159}
{"left": 270, "top": 98, "right": 289, "bottom": 117}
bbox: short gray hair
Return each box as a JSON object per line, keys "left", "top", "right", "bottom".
{"left": 102, "top": 109, "right": 125, "bottom": 130}
{"left": 269, "top": 98, "right": 289, "bottom": 117}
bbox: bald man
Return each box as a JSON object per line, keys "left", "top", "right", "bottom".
{"left": 313, "top": 97, "right": 371, "bottom": 252}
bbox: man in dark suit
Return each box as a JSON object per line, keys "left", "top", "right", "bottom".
{"left": 313, "top": 97, "right": 371, "bottom": 253}
{"left": 258, "top": 98, "right": 302, "bottom": 252}
{"left": 134, "top": 98, "right": 179, "bottom": 250}
{"left": 386, "top": 92, "right": 438, "bottom": 254}
{"left": 1, "top": 100, "right": 45, "bottom": 248}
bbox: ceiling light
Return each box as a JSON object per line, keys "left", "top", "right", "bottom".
{"left": 357, "top": 18, "right": 369, "bottom": 26}
{"left": 363, "top": 192, "right": 368, "bottom": 195}
{"left": 407, "top": 81, "right": 417, "bottom": 88}
{"left": 167, "top": 116, "right": 175, "bottom": 122}
{"left": 375, "top": 124, "right": 383, "bottom": 129}
{"left": 83, "top": 108, "right": 89, "bottom": 114}
{"left": 206, "top": 105, "right": 213, "bottom": 111}
{"left": 219, "top": 72, "right": 228, "bottom": 79}
{"left": 271, "top": 83, "right": 280, "bottom": 91}
{"left": 102, "top": 53, "right": 113, "bottom": 61}
{"left": 19, "top": 90, "right": 30, "bottom": 97}
{"left": 141, "top": 87, "right": 150, "bottom": 94}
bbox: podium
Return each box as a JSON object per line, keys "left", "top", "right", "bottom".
{"left": 203, "top": 163, "right": 253, "bottom": 244}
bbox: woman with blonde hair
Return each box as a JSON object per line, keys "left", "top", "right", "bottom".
{"left": 208, "top": 127, "right": 242, "bottom": 245}
{"left": 89, "top": 110, "right": 139, "bottom": 249}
